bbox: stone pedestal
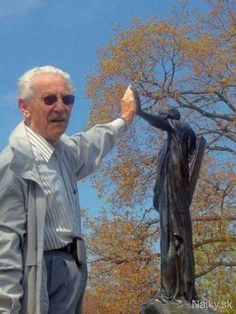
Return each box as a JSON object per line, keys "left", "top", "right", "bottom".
{"left": 141, "top": 298, "right": 217, "bottom": 314}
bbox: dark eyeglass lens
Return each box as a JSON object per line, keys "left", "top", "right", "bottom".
{"left": 44, "top": 95, "right": 57, "bottom": 105}
{"left": 43, "top": 95, "right": 75, "bottom": 106}
{"left": 62, "top": 95, "right": 75, "bottom": 105}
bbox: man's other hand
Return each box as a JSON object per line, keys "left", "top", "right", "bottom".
{"left": 120, "top": 85, "right": 137, "bottom": 125}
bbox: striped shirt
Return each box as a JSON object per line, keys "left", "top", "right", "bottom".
{"left": 26, "top": 126, "right": 81, "bottom": 250}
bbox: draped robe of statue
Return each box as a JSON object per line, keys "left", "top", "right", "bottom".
{"left": 154, "top": 115, "right": 198, "bottom": 302}
{"left": 138, "top": 108, "right": 198, "bottom": 302}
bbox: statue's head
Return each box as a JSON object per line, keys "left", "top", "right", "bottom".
{"left": 167, "top": 108, "right": 181, "bottom": 120}
{"left": 158, "top": 106, "right": 181, "bottom": 120}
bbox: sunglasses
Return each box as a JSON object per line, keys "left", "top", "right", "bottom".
{"left": 43, "top": 94, "right": 75, "bottom": 106}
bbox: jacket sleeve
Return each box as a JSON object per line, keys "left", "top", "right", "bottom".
{"left": 0, "top": 174, "right": 27, "bottom": 313}
{"left": 69, "top": 118, "right": 127, "bottom": 180}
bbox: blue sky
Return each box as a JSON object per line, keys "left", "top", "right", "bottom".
{"left": 0, "top": 0, "right": 208, "bottom": 215}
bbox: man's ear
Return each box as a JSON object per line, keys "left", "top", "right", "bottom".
{"left": 18, "top": 98, "right": 31, "bottom": 120}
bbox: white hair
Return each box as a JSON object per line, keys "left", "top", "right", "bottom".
{"left": 18, "top": 65, "right": 75, "bottom": 99}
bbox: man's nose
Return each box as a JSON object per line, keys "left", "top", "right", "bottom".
{"left": 53, "top": 97, "right": 66, "bottom": 111}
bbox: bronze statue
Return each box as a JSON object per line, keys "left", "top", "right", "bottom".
{"left": 134, "top": 89, "right": 201, "bottom": 304}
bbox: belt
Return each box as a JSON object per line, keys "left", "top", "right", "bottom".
{"left": 50, "top": 242, "right": 74, "bottom": 254}
{"left": 47, "top": 237, "right": 86, "bottom": 268}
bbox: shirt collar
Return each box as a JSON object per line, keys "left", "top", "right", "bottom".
{"left": 25, "top": 125, "right": 63, "bottom": 162}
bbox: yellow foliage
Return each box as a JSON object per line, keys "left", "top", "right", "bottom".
{"left": 83, "top": 210, "right": 160, "bottom": 313}
{"left": 85, "top": 1, "right": 236, "bottom": 312}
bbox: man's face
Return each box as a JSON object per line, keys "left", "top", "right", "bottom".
{"left": 20, "top": 73, "right": 74, "bottom": 145}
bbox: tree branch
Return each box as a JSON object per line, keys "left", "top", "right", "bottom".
{"left": 192, "top": 215, "right": 236, "bottom": 222}
{"left": 207, "top": 145, "right": 236, "bottom": 153}
{"left": 214, "top": 91, "right": 236, "bottom": 113}
{"left": 193, "top": 236, "right": 236, "bottom": 249}
{"left": 175, "top": 95, "right": 235, "bottom": 121}
{"left": 195, "top": 261, "right": 236, "bottom": 278}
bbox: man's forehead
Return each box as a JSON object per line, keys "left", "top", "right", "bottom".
{"left": 33, "top": 73, "right": 67, "bottom": 83}
{"left": 31, "top": 73, "right": 70, "bottom": 91}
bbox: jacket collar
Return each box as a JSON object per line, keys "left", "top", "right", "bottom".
{"left": 9, "top": 121, "right": 40, "bottom": 181}
{"left": 9, "top": 121, "right": 70, "bottom": 181}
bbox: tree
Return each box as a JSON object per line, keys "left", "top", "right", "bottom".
{"left": 83, "top": 210, "right": 160, "bottom": 313}
{"left": 84, "top": 0, "right": 235, "bottom": 312}
{"left": 191, "top": 157, "right": 235, "bottom": 311}
{"left": 87, "top": 1, "right": 235, "bottom": 154}
{"left": 83, "top": 158, "right": 235, "bottom": 313}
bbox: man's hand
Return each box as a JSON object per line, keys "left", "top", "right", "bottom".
{"left": 120, "top": 85, "right": 137, "bottom": 125}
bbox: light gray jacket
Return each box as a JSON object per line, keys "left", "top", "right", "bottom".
{"left": 0, "top": 119, "right": 126, "bottom": 313}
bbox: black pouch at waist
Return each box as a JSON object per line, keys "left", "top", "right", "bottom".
{"left": 72, "top": 237, "right": 87, "bottom": 267}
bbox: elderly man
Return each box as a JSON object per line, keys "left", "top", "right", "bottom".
{"left": 0, "top": 66, "right": 136, "bottom": 313}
